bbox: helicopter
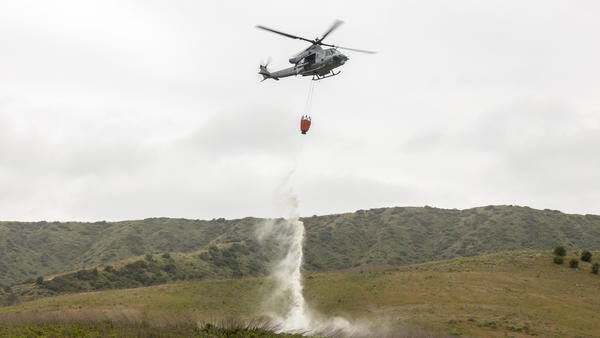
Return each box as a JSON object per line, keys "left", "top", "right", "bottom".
{"left": 256, "top": 20, "right": 376, "bottom": 81}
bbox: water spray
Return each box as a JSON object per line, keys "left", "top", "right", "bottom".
{"left": 256, "top": 189, "right": 370, "bottom": 336}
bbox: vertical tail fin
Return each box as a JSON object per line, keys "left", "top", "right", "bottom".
{"left": 258, "top": 62, "right": 279, "bottom": 81}
{"left": 259, "top": 64, "right": 271, "bottom": 81}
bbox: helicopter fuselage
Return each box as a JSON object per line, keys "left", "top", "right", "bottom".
{"left": 260, "top": 46, "right": 348, "bottom": 81}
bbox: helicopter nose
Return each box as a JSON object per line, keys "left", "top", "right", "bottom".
{"left": 338, "top": 54, "right": 349, "bottom": 64}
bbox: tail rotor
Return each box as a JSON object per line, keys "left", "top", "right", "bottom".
{"left": 258, "top": 57, "right": 278, "bottom": 81}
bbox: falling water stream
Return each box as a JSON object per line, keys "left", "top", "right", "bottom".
{"left": 256, "top": 192, "right": 370, "bottom": 336}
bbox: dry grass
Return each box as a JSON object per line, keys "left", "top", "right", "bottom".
{"left": 303, "top": 251, "right": 600, "bottom": 337}
{"left": 0, "top": 314, "right": 305, "bottom": 337}
{"left": 1, "top": 251, "right": 600, "bottom": 337}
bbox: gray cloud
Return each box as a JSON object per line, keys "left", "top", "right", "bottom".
{"left": 401, "top": 97, "right": 600, "bottom": 212}
{"left": 0, "top": 1, "right": 599, "bottom": 220}
{"left": 182, "top": 105, "right": 303, "bottom": 158}
{"left": 296, "top": 175, "right": 422, "bottom": 216}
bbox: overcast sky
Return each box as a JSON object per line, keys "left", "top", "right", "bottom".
{"left": 1, "top": 1, "right": 599, "bottom": 221}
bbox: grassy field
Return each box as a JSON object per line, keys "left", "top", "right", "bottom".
{"left": 2, "top": 250, "right": 599, "bottom": 337}
{"left": 0, "top": 322, "right": 303, "bottom": 337}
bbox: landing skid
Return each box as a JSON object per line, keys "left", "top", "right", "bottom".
{"left": 312, "top": 70, "right": 340, "bottom": 81}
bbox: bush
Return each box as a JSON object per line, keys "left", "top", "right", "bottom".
{"left": 75, "top": 269, "right": 98, "bottom": 281}
{"left": 553, "top": 246, "right": 566, "bottom": 257}
{"left": 2, "top": 292, "right": 18, "bottom": 306}
{"left": 553, "top": 256, "right": 564, "bottom": 265}
{"left": 581, "top": 250, "right": 592, "bottom": 262}
{"left": 569, "top": 259, "right": 579, "bottom": 268}
{"left": 162, "top": 264, "right": 176, "bottom": 273}
{"left": 593, "top": 263, "right": 599, "bottom": 275}
{"left": 35, "top": 276, "right": 44, "bottom": 285}
{"left": 125, "top": 261, "right": 148, "bottom": 271}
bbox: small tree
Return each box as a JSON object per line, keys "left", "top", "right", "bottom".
{"left": 553, "top": 256, "right": 564, "bottom": 265}
{"left": 592, "top": 263, "right": 599, "bottom": 275}
{"left": 569, "top": 259, "right": 579, "bottom": 268}
{"left": 35, "top": 276, "right": 44, "bottom": 285}
{"left": 553, "top": 246, "right": 566, "bottom": 257}
{"left": 581, "top": 250, "right": 592, "bottom": 262}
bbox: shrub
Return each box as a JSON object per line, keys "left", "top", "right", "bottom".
{"left": 162, "top": 264, "right": 177, "bottom": 274}
{"left": 553, "top": 246, "right": 566, "bottom": 257}
{"left": 593, "top": 263, "right": 599, "bottom": 275}
{"left": 2, "top": 292, "right": 18, "bottom": 306}
{"left": 145, "top": 254, "right": 155, "bottom": 262}
{"left": 35, "top": 276, "right": 44, "bottom": 285}
{"left": 75, "top": 269, "right": 98, "bottom": 281}
{"left": 125, "top": 261, "right": 148, "bottom": 271}
{"left": 553, "top": 256, "right": 564, "bottom": 265}
{"left": 581, "top": 250, "right": 592, "bottom": 262}
{"left": 569, "top": 259, "right": 579, "bottom": 268}
{"left": 161, "top": 253, "right": 171, "bottom": 259}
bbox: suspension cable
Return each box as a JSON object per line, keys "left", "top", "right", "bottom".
{"left": 303, "top": 80, "right": 315, "bottom": 115}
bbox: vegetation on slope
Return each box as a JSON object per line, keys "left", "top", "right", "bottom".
{"left": 2, "top": 205, "right": 600, "bottom": 287}
{"left": 1, "top": 241, "right": 274, "bottom": 306}
{"left": 1, "top": 251, "right": 599, "bottom": 337}
{"left": 302, "top": 206, "right": 600, "bottom": 271}
{"left": 39, "top": 242, "right": 267, "bottom": 292}
{"left": 0, "top": 217, "right": 259, "bottom": 286}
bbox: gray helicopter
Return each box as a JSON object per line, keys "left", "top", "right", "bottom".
{"left": 256, "top": 20, "right": 376, "bottom": 81}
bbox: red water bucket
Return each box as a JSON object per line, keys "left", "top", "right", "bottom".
{"left": 300, "top": 115, "right": 311, "bottom": 134}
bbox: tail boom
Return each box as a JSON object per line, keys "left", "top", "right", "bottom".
{"left": 258, "top": 64, "right": 301, "bottom": 81}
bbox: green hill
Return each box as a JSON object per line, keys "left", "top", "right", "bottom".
{"left": 302, "top": 205, "right": 600, "bottom": 270}
{"left": 0, "top": 241, "right": 275, "bottom": 306}
{"left": 2, "top": 205, "right": 600, "bottom": 287}
{"left": 0, "top": 217, "right": 259, "bottom": 286}
{"left": 2, "top": 251, "right": 599, "bottom": 337}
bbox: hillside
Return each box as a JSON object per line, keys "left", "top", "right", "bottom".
{"left": 2, "top": 205, "right": 600, "bottom": 287}
{"left": 2, "top": 251, "right": 600, "bottom": 337}
{"left": 0, "top": 241, "right": 275, "bottom": 306}
{"left": 302, "top": 206, "right": 600, "bottom": 270}
{"left": 0, "top": 217, "right": 259, "bottom": 286}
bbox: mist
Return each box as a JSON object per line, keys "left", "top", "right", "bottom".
{"left": 256, "top": 176, "right": 372, "bottom": 336}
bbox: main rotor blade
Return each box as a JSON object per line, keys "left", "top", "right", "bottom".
{"left": 255, "top": 25, "right": 314, "bottom": 44}
{"left": 320, "top": 42, "right": 377, "bottom": 54}
{"left": 318, "top": 20, "right": 344, "bottom": 42}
